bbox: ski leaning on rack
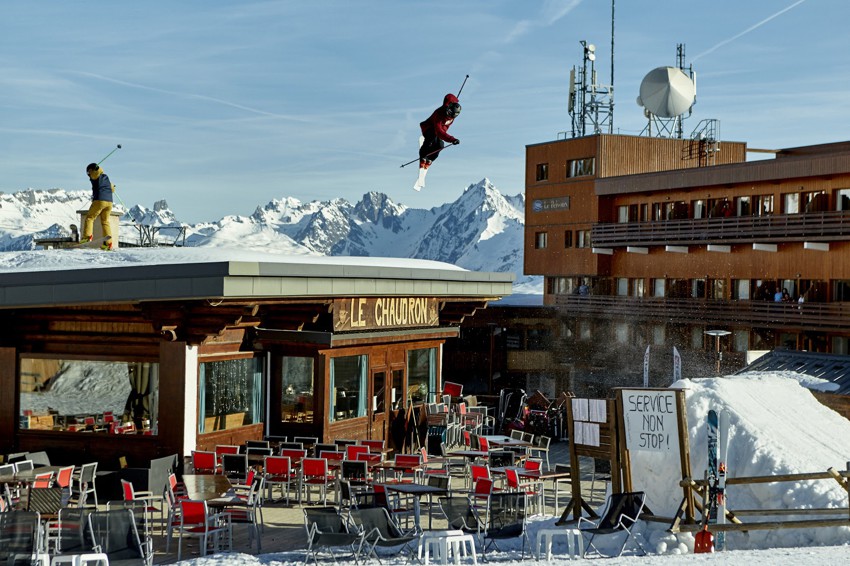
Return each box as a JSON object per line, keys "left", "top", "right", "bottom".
{"left": 700, "top": 409, "right": 720, "bottom": 552}
{"left": 716, "top": 410, "right": 731, "bottom": 551}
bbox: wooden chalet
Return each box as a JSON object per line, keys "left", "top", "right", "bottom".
{"left": 0, "top": 253, "right": 512, "bottom": 464}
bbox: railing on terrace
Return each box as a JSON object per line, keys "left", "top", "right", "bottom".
{"left": 591, "top": 211, "right": 850, "bottom": 247}
{"left": 554, "top": 294, "right": 850, "bottom": 332}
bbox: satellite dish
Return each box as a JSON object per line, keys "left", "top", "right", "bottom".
{"left": 638, "top": 66, "right": 695, "bottom": 118}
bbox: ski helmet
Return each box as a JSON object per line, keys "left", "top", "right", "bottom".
{"left": 446, "top": 102, "right": 461, "bottom": 118}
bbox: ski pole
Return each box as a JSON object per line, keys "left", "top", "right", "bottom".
{"left": 457, "top": 74, "right": 469, "bottom": 98}
{"left": 98, "top": 144, "right": 122, "bottom": 165}
{"left": 399, "top": 143, "right": 456, "bottom": 168}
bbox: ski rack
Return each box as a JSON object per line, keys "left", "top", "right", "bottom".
{"left": 671, "top": 465, "right": 850, "bottom": 535}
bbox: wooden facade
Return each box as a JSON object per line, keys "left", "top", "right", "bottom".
{"left": 0, "top": 257, "right": 512, "bottom": 465}
{"left": 524, "top": 133, "right": 850, "bottom": 383}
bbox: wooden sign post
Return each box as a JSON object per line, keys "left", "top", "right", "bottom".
{"left": 616, "top": 387, "right": 695, "bottom": 524}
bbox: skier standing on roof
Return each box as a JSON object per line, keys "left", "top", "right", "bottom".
{"left": 414, "top": 93, "right": 461, "bottom": 191}
{"left": 82, "top": 162, "right": 114, "bottom": 250}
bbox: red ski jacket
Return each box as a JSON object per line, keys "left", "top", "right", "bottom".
{"left": 420, "top": 93, "right": 459, "bottom": 144}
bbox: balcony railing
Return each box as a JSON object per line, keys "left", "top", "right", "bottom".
{"left": 591, "top": 211, "right": 850, "bottom": 247}
{"left": 555, "top": 294, "right": 850, "bottom": 332}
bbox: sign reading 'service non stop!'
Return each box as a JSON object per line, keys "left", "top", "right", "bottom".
{"left": 621, "top": 389, "right": 678, "bottom": 453}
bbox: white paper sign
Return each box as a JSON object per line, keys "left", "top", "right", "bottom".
{"left": 621, "top": 389, "right": 678, "bottom": 453}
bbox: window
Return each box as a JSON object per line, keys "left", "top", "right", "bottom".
{"left": 576, "top": 230, "right": 591, "bottom": 248}
{"left": 640, "top": 204, "right": 649, "bottom": 221}
{"left": 535, "top": 231, "right": 548, "bottom": 249}
{"left": 652, "top": 279, "right": 666, "bottom": 298}
{"left": 708, "top": 279, "right": 726, "bottom": 300}
{"left": 835, "top": 280, "right": 850, "bottom": 302}
{"left": 19, "top": 358, "right": 159, "bottom": 434}
{"left": 567, "top": 157, "right": 595, "bottom": 177}
{"left": 664, "top": 201, "right": 688, "bottom": 220}
{"left": 407, "top": 348, "right": 436, "bottom": 405}
{"left": 691, "top": 199, "right": 707, "bottom": 219}
{"left": 732, "top": 279, "right": 750, "bottom": 300}
{"left": 330, "top": 355, "right": 367, "bottom": 422}
{"left": 691, "top": 327, "right": 705, "bottom": 349}
{"left": 754, "top": 194, "right": 774, "bottom": 215}
{"left": 199, "top": 357, "right": 263, "bottom": 433}
{"left": 691, "top": 278, "right": 706, "bottom": 298}
{"left": 651, "top": 203, "right": 663, "bottom": 222}
{"left": 783, "top": 193, "right": 800, "bottom": 214}
{"left": 632, "top": 278, "right": 646, "bottom": 298}
{"left": 803, "top": 190, "right": 827, "bottom": 213}
{"left": 564, "top": 230, "right": 573, "bottom": 248}
{"left": 280, "top": 356, "right": 314, "bottom": 424}
{"left": 733, "top": 329, "right": 749, "bottom": 352}
{"left": 736, "top": 196, "right": 751, "bottom": 216}
{"left": 651, "top": 325, "right": 665, "bottom": 345}
{"left": 617, "top": 206, "right": 629, "bottom": 223}
{"left": 547, "top": 276, "right": 573, "bottom": 295}
{"left": 614, "top": 323, "right": 630, "bottom": 344}
{"left": 616, "top": 278, "right": 628, "bottom": 296}
{"left": 836, "top": 189, "right": 850, "bottom": 211}
{"left": 536, "top": 163, "right": 548, "bottom": 181}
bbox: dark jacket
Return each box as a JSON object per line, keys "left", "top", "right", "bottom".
{"left": 90, "top": 172, "right": 113, "bottom": 202}
{"left": 420, "top": 93, "right": 458, "bottom": 144}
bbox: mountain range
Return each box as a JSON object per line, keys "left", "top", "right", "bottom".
{"left": 0, "top": 179, "right": 541, "bottom": 295}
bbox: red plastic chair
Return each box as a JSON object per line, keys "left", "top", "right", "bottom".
{"left": 300, "top": 458, "right": 334, "bottom": 504}
{"left": 177, "top": 499, "right": 231, "bottom": 560}
{"left": 191, "top": 450, "right": 219, "bottom": 474}
{"left": 506, "top": 468, "right": 543, "bottom": 513}
{"left": 121, "top": 479, "right": 165, "bottom": 533}
{"left": 214, "top": 445, "right": 239, "bottom": 465}
{"left": 345, "top": 445, "right": 369, "bottom": 461}
{"left": 478, "top": 436, "right": 490, "bottom": 452}
{"left": 442, "top": 381, "right": 463, "bottom": 397}
{"left": 279, "top": 448, "right": 307, "bottom": 468}
{"left": 32, "top": 471, "right": 54, "bottom": 489}
{"left": 524, "top": 458, "right": 543, "bottom": 472}
{"left": 263, "top": 456, "right": 295, "bottom": 504}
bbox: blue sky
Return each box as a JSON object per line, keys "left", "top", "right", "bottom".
{"left": 2, "top": 0, "right": 849, "bottom": 223}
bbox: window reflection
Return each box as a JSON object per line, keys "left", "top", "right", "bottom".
{"left": 199, "top": 358, "right": 263, "bottom": 433}
{"left": 19, "top": 358, "right": 159, "bottom": 435}
{"left": 281, "top": 356, "right": 314, "bottom": 424}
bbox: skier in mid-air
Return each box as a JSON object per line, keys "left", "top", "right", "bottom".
{"left": 415, "top": 93, "right": 461, "bottom": 191}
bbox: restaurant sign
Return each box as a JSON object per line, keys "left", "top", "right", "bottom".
{"left": 333, "top": 297, "right": 440, "bottom": 331}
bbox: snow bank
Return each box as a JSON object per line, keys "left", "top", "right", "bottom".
{"left": 631, "top": 373, "right": 850, "bottom": 551}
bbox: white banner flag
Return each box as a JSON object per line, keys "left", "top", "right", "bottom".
{"left": 643, "top": 345, "right": 650, "bottom": 388}
{"left": 672, "top": 346, "right": 682, "bottom": 383}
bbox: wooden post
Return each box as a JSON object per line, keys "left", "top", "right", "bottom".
{"left": 674, "top": 389, "right": 695, "bottom": 523}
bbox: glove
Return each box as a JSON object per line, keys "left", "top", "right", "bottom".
{"left": 452, "top": 139, "right": 460, "bottom": 145}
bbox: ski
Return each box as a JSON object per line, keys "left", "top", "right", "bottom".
{"left": 65, "top": 236, "right": 111, "bottom": 249}
{"left": 716, "top": 410, "right": 731, "bottom": 551}
{"left": 705, "top": 409, "right": 720, "bottom": 551}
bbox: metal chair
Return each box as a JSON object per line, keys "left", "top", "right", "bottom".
{"left": 475, "top": 491, "right": 529, "bottom": 559}
{"left": 578, "top": 491, "right": 648, "bottom": 558}
{"left": 528, "top": 435, "right": 552, "bottom": 470}
{"left": 303, "top": 506, "right": 363, "bottom": 566}
{"left": 220, "top": 453, "right": 249, "bottom": 483}
{"left": 190, "top": 450, "right": 218, "bottom": 475}
{"left": 71, "top": 461, "right": 98, "bottom": 507}
{"left": 0, "top": 510, "right": 49, "bottom": 566}
{"left": 349, "top": 506, "right": 417, "bottom": 561}
{"left": 221, "top": 475, "right": 265, "bottom": 553}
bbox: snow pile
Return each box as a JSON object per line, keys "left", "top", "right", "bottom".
{"left": 631, "top": 373, "right": 850, "bottom": 552}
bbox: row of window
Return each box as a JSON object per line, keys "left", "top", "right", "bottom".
{"left": 18, "top": 347, "right": 439, "bottom": 434}
{"left": 535, "top": 229, "right": 591, "bottom": 249}
{"left": 547, "top": 276, "right": 850, "bottom": 302}
{"left": 535, "top": 157, "right": 596, "bottom": 181}
{"left": 615, "top": 189, "right": 850, "bottom": 223}
{"left": 564, "top": 319, "right": 838, "bottom": 354}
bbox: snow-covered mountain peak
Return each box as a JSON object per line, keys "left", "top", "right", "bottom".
{"left": 0, "top": 183, "right": 542, "bottom": 295}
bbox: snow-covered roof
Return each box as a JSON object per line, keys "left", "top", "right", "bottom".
{"left": 0, "top": 247, "right": 514, "bottom": 308}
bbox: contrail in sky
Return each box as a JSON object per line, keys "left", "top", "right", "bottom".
{"left": 692, "top": 0, "right": 808, "bottom": 61}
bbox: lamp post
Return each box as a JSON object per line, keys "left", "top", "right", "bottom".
{"left": 704, "top": 330, "right": 731, "bottom": 375}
